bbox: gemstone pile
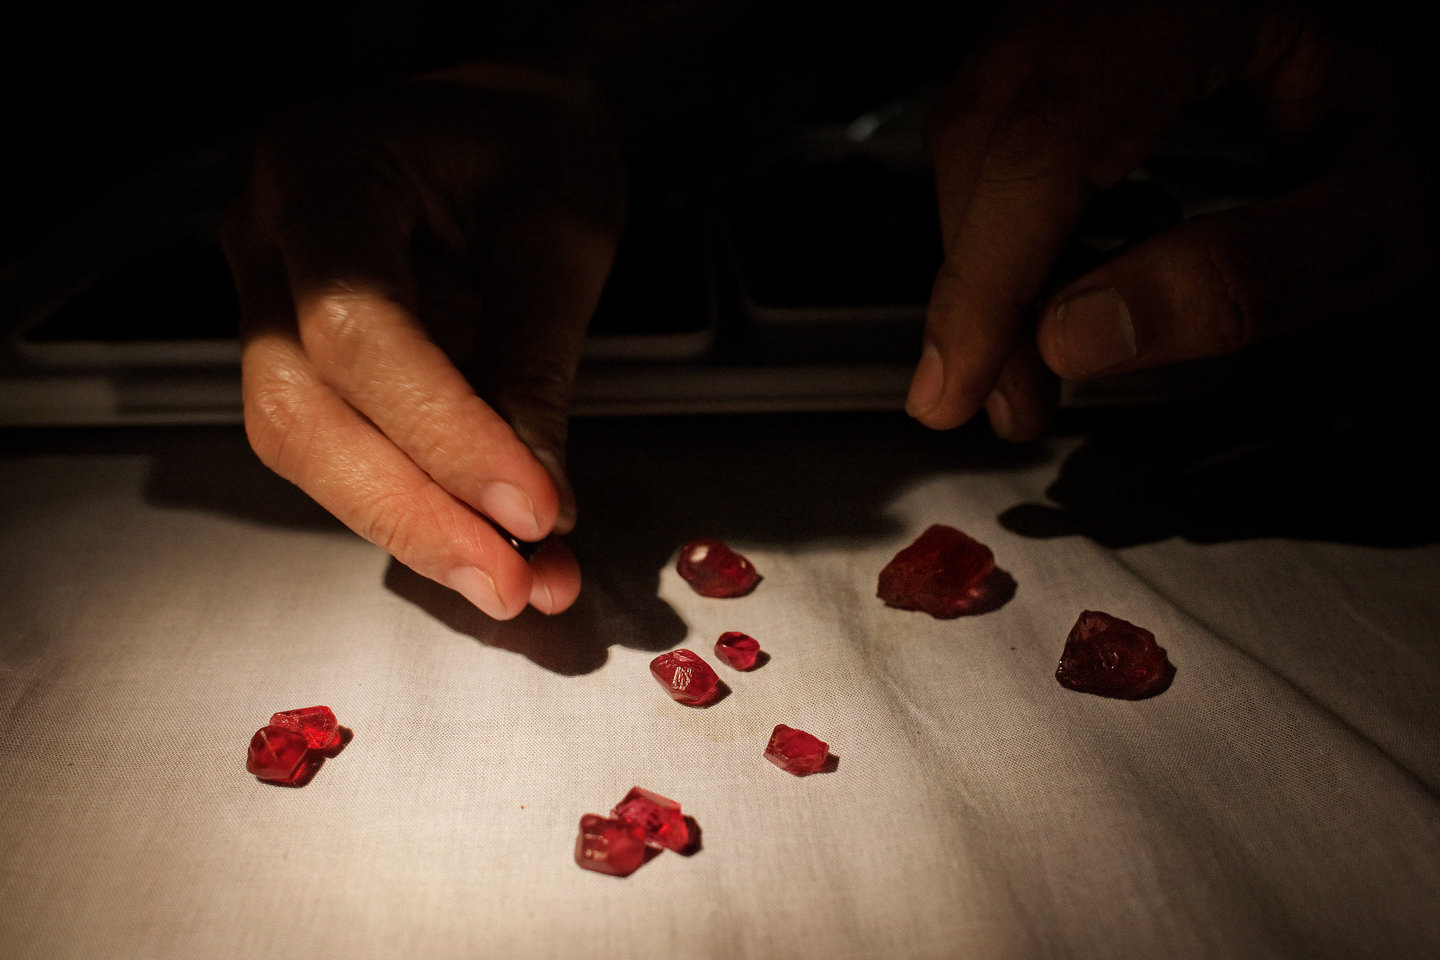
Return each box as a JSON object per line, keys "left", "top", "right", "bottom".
{"left": 650, "top": 649, "right": 722, "bottom": 706}
{"left": 764, "top": 724, "right": 830, "bottom": 776}
{"left": 575, "top": 786, "right": 695, "bottom": 876}
{"left": 676, "top": 538, "right": 761, "bottom": 598}
{"left": 714, "top": 631, "right": 762, "bottom": 670}
{"left": 877, "top": 524, "right": 995, "bottom": 618}
{"left": 245, "top": 705, "right": 344, "bottom": 785}
{"left": 1055, "top": 610, "right": 1173, "bottom": 699}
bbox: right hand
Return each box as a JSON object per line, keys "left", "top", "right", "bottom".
{"left": 223, "top": 64, "right": 626, "bottom": 619}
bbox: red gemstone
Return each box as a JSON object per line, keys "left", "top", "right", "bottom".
{"left": 714, "top": 631, "right": 761, "bottom": 670}
{"left": 877, "top": 524, "right": 995, "bottom": 618}
{"left": 764, "top": 724, "right": 830, "bottom": 775}
{"left": 574, "top": 814, "right": 648, "bottom": 877}
{"left": 245, "top": 725, "right": 317, "bottom": 784}
{"left": 676, "top": 538, "right": 761, "bottom": 598}
{"left": 268, "top": 705, "right": 340, "bottom": 750}
{"left": 650, "top": 649, "right": 721, "bottom": 706}
{"left": 1056, "top": 610, "right": 1174, "bottom": 699}
{"left": 612, "top": 787, "right": 691, "bottom": 852}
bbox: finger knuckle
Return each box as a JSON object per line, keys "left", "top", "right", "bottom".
{"left": 981, "top": 97, "right": 1076, "bottom": 186}
{"left": 298, "top": 293, "right": 376, "bottom": 375}
{"left": 242, "top": 363, "right": 315, "bottom": 480}
{"left": 1192, "top": 243, "right": 1263, "bottom": 357}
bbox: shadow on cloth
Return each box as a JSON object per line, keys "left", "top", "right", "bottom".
{"left": 1003, "top": 361, "right": 1440, "bottom": 550}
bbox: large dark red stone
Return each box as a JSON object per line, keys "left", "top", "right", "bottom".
{"left": 245, "top": 725, "right": 317, "bottom": 784}
{"left": 764, "top": 724, "right": 830, "bottom": 776}
{"left": 714, "top": 631, "right": 761, "bottom": 670}
{"left": 877, "top": 524, "right": 995, "bottom": 618}
{"left": 612, "top": 787, "right": 691, "bottom": 852}
{"left": 676, "top": 538, "right": 761, "bottom": 598}
{"left": 1056, "top": 610, "right": 1174, "bottom": 699}
{"left": 268, "top": 705, "right": 340, "bottom": 751}
{"left": 650, "top": 649, "right": 722, "bottom": 706}
{"left": 574, "top": 814, "right": 648, "bottom": 877}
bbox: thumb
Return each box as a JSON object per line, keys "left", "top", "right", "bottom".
{"left": 469, "top": 218, "right": 621, "bottom": 536}
{"left": 1036, "top": 163, "right": 1431, "bottom": 379}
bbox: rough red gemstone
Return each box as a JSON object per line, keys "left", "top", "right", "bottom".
{"left": 764, "top": 724, "right": 830, "bottom": 776}
{"left": 574, "top": 814, "right": 648, "bottom": 877}
{"left": 714, "top": 631, "right": 761, "bottom": 670}
{"left": 676, "top": 538, "right": 761, "bottom": 598}
{"left": 612, "top": 787, "right": 691, "bottom": 852}
{"left": 245, "top": 725, "right": 317, "bottom": 784}
{"left": 268, "top": 705, "right": 340, "bottom": 750}
{"left": 1056, "top": 610, "right": 1174, "bottom": 699}
{"left": 877, "top": 524, "right": 996, "bottom": 618}
{"left": 650, "top": 649, "right": 722, "bottom": 706}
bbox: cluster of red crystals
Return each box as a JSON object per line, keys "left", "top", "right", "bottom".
{"left": 612, "top": 786, "right": 691, "bottom": 852}
{"left": 676, "top": 538, "right": 761, "bottom": 598}
{"left": 650, "top": 649, "right": 721, "bottom": 706}
{"left": 764, "top": 724, "right": 830, "bottom": 776}
{"left": 268, "top": 705, "right": 341, "bottom": 750}
{"left": 574, "top": 814, "right": 648, "bottom": 877}
{"left": 576, "top": 786, "right": 696, "bottom": 876}
{"left": 877, "top": 524, "right": 995, "bottom": 618}
{"left": 1056, "top": 610, "right": 1173, "bottom": 699}
{"left": 714, "top": 631, "right": 761, "bottom": 670}
{"left": 245, "top": 705, "right": 343, "bottom": 785}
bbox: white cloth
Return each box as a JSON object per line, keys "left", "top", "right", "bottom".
{"left": 2, "top": 413, "right": 1437, "bottom": 959}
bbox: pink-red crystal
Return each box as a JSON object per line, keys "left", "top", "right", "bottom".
{"left": 612, "top": 787, "right": 691, "bottom": 852}
{"left": 650, "top": 649, "right": 722, "bottom": 706}
{"left": 676, "top": 538, "right": 761, "bottom": 598}
{"left": 245, "top": 725, "right": 316, "bottom": 784}
{"left": 764, "top": 724, "right": 830, "bottom": 776}
{"left": 877, "top": 524, "right": 995, "bottom": 618}
{"left": 574, "top": 814, "right": 648, "bottom": 877}
{"left": 714, "top": 631, "right": 761, "bottom": 670}
{"left": 1056, "top": 610, "right": 1173, "bottom": 699}
{"left": 268, "top": 705, "right": 341, "bottom": 750}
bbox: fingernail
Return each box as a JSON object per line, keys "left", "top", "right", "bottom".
{"left": 481, "top": 480, "right": 542, "bottom": 542}
{"left": 446, "top": 566, "right": 510, "bottom": 620}
{"left": 1054, "top": 287, "right": 1136, "bottom": 377}
{"left": 905, "top": 342, "right": 945, "bottom": 418}
{"left": 529, "top": 575, "right": 556, "bottom": 615}
{"left": 985, "top": 390, "right": 1014, "bottom": 439}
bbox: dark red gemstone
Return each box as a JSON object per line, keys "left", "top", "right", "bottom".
{"left": 714, "top": 631, "right": 761, "bottom": 670}
{"left": 650, "top": 649, "right": 721, "bottom": 706}
{"left": 245, "top": 725, "right": 316, "bottom": 784}
{"left": 574, "top": 814, "right": 648, "bottom": 877}
{"left": 268, "top": 705, "right": 340, "bottom": 750}
{"left": 612, "top": 787, "right": 691, "bottom": 852}
{"left": 764, "top": 724, "right": 829, "bottom": 775}
{"left": 676, "top": 538, "right": 761, "bottom": 598}
{"left": 877, "top": 524, "right": 995, "bottom": 618}
{"left": 1056, "top": 610, "right": 1174, "bottom": 699}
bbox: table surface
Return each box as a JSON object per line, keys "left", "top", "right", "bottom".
{"left": 2, "top": 403, "right": 1438, "bottom": 960}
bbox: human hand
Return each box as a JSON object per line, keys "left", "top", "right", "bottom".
{"left": 223, "top": 65, "right": 625, "bottom": 618}
{"left": 908, "top": 0, "right": 1434, "bottom": 439}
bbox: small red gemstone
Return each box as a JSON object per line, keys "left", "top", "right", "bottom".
{"left": 877, "top": 524, "right": 995, "bottom": 618}
{"left": 246, "top": 725, "right": 316, "bottom": 784}
{"left": 574, "top": 814, "right": 648, "bottom": 877}
{"left": 764, "top": 724, "right": 829, "bottom": 776}
{"left": 650, "top": 649, "right": 721, "bottom": 706}
{"left": 676, "top": 538, "right": 761, "bottom": 598}
{"left": 714, "top": 631, "right": 761, "bottom": 670}
{"left": 612, "top": 787, "right": 691, "bottom": 852}
{"left": 1056, "top": 610, "right": 1174, "bottom": 699}
{"left": 268, "top": 705, "right": 340, "bottom": 750}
